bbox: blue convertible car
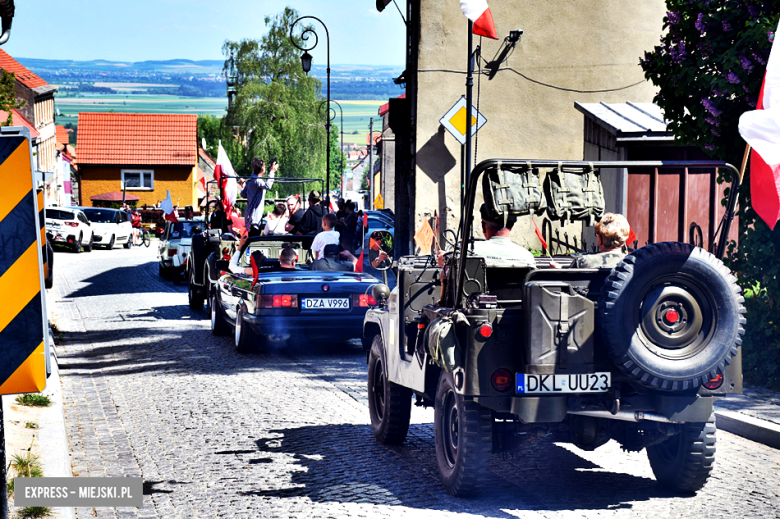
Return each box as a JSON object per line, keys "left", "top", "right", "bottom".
{"left": 209, "top": 235, "right": 382, "bottom": 352}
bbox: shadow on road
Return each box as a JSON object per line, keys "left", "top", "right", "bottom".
{"left": 232, "top": 423, "right": 677, "bottom": 515}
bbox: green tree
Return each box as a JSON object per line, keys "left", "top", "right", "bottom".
{"left": 0, "top": 71, "right": 25, "bottom": 126}
{"left": 197, "top": 114, "right": 222, "bottom": 158}
{"left": 640, "top": 2, "right": 780, "bottom": 387}
{"left": 222, "top": 7, "right": 327, "bottom": 197}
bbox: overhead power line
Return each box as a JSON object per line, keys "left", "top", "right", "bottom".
{"left": 417, "top": 67, "right": 645, "bottom": 94}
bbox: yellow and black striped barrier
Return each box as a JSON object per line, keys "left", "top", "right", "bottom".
{"left": 0, "top": 128, "right": 47, "bottom": 395}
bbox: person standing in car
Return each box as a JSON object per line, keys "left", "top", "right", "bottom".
{"left": 295, "top": 190, "right": 327, "bottom": 236}
{"left": 241, "top": 157, "right": 278, "bottom": 237}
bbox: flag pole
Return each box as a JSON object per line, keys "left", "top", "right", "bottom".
{"left": 739, "top": 143, "right": 751, "bottom": 183}
{"left": 465, "top": 20, "right": 474, "bottom": 242}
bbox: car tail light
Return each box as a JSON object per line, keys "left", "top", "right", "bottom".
{"left": 703, "top": 373, "right": 724, "bottom": 390}
{"left": 353, "top": 294, "right": 378, "bottom": 307}
{"left": 168, "top": 249, "right": 177, "bottom": 256}
{"left": 182, "top": 252, "right": 187, "bottom": 258}
{"left": 491, "top": 369, "right": 512, "bottom": 392}
{"left": 479, "top": 323, "right": 493, "bottom": 338}
{"left": 64, "top": 222, "right": 78, "bottom": 227}
{"left": 260, "top": 294, "right": 298, "bottom": 308}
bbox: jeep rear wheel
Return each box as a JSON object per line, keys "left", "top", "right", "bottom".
{"left": 368, "top": 335, "right": 411, "bottom": 445}
{"left": 600, "top": 242, "right": 745, "bottom": 391}
{"left": 434, "top": 371, "right": 492, "bottom": 496}
{"left": 647, "top": 414, "right": 716, "bottom": 493}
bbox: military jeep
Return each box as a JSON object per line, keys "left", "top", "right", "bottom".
{"left": 363, "top": 159, "right": 744, "bottom": 496}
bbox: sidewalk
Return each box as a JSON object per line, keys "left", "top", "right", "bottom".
{"left": 715, "top": 384, "right": 780, "bottom": 449}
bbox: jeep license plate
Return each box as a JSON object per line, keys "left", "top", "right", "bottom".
{"left": 302, "top": 298, "right": 349, "bottom": 310}
{"left": 516, "top": 373, "right": 611, "bottom": 394}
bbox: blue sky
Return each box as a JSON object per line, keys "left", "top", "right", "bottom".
{"left": 3, "top": 0, "right": 407, "bottom": 66}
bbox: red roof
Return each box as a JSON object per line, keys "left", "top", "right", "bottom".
{"left": 56, "top": 125, "right": 69, "bottom": 146}
{"left": 77, "top": 113, "right": 197, "bottom": 166}
{"left": 90, "top": 191, "right": 140, "bottom": 202}
{"left": 0, "top": 109, "right": 39, "bottom": 139}
{"left": 378, "top": 93, "right": 406, "bottom": 116}
{"left": 0, "top": 50, "right": 49, "bottom": 89}
{"left": 198, "top": 146, "right": 215, "bottom": 167}
{"left": 366, "top": 132, "right": 382, "bottom": 146}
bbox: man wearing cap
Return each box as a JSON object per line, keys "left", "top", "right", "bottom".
{"left": 437, "top": 204, "right": 535, "bottom": 268}
{"left": 295, "top": 190, "right": 328, "bottom": 236}
{"left": 240, "top": 157, "right": 278, "bottom": 237}
{"left": 310, "top": 244, "right": 354, "bottom": 272}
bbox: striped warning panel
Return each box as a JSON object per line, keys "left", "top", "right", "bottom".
{"left": 38, "top": 188, "right": 48, "bottom": 281}
{"left": 0, "top": 134, "right": 46, "bottom": 395}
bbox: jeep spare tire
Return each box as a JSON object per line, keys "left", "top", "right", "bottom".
{"left": 599, "top": 242, "right": 745, "bottom": 391}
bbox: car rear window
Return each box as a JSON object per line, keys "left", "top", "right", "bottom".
{"left": 81, "top": 209, "right": 116, "bottom": 223}
{"left": 46, "top": 209, "right": 75, "bottom": 221}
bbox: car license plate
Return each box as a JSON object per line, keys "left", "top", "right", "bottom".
{"left": 302, "top": 298, "right": 349, "bottom": 310}
{"left": 516, "top": 373, "right": 611, "bottom": 394}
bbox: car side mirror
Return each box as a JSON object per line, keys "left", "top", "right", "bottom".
{"left": 369, "top": 230, "right": 393, "bottom": 271}
{"left": 215, "top": 260, "right": 230, "bottom": 271}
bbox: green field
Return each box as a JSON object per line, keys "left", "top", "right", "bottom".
{"left": 55, "top": 96, "right": 384, "bottom": 146}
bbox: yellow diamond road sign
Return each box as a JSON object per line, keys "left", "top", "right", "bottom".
{"left": 440, "top": 96, "right": 487, "bottom": 146}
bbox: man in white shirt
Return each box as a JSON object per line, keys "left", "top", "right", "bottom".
{"left": 311, "top": 213, "right": 340, "bottom": 259}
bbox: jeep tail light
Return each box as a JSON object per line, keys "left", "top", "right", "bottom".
{"left": 492, "top": 369, "right": 512, "bottom": 392}
{"left": 168, "top": 249, "right": 177, "bottom": 256}
{"left": 260, "top": 294, "right": 298, "bottom": 308}
{"left": 353, "top": 294, "right": 378, "bottom": 307}
{"left": 479, "top": 323, "right": 493, "bottom": 338}
{"left": 703, "top": 373, "right": 724, "bottom": 390}
{"left": 64, "top": 221, "right": 78, "bottom": 227}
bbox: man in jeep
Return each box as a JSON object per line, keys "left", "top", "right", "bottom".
{"left": 550, "top": 212, "right": 630, "bottom": 269}
{"left": 438, "top": 203, "right": 536, "bottom": 267}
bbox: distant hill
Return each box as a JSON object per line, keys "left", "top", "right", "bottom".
{"left": 16, "top": 57, "right": 402, "bottom": 79}
{"left": 17, "top": 58, "right": 226, "bottom": 75}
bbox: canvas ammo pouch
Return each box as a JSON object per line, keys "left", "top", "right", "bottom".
{"left": 482, "top": 161, "right": 546, "bottom": 224}
{"left": 425, "top": 316, "right": 462, "bottom": 373}
{"left": 543, "top": 162, "right": 605, "bottom": 225}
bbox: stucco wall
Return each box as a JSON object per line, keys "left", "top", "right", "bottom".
{"left": 80, "top": 165, "right": 197, "bottom": 208}
{"left": 414, "top": 0, "right": 666, "bottom": 250}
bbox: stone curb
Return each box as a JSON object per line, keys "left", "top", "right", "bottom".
{"left": 41, "top": 329, "right": 76, "bottom": 519}
{"left": 714, "top": 406, "right": 780, "bottom": 450}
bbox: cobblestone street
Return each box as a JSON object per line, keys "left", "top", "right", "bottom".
{"left": 48, "top": 246, "right": 780, "bottom": 518}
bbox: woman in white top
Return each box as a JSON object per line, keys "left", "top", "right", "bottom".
{"left": 263, "top": 202, "right": 289, "bottom": 235}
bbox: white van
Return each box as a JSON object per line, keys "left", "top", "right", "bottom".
{"left": 78, "top": 207, "right": 133, "bottom": 249}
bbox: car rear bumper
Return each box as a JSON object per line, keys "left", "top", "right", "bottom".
{"left": 243, "top": 312, "right": 366, "bottom": 341}
{"left": 47, "top": 231, "right": 76, "bottom": 244}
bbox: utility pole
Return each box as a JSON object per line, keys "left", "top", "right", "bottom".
{"left": 368, "top": 117, "right": 374, "bottom": 209}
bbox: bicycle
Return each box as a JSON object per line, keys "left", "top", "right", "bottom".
{"left": 133, "top": 227, "right": 151, "bottom": 247}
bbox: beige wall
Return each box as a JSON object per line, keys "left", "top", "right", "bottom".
{"left": 414, "top": 0, "right": 666, "bottom": 250}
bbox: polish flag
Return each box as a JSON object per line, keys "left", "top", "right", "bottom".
{"left": 738, "top": 21, "right": 780, "bottom": 230}
{"left": 460, "top": 0, "right": 498, "bottom": 40}
{"left": 214, "top": 141, "right": 238, "bottom": 216}
{"left": 160, "top": 190, "right": 178, "bottom": 223}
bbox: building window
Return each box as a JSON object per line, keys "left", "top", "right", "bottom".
{"left": 121, "top": 170, "right": 154, "bottom": 190}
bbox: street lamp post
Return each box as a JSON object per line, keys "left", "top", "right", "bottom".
{"left": 290, "top": 16, "right": 332, "bottom": 208}
{"left": 324, "top": 100, "right": 344, "bottom": 198}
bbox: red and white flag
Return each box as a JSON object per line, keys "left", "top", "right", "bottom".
{"left": 160, "top": 190, "right": 178, "bottom": 223}
{"left": 460, "top": 0, "right": 498, "bottom": 40}
{"left": 214, "top": 141, "right": 238, "bottom": 216}
{"left": 739, "top": 21, "right": 780, "bottom": 230}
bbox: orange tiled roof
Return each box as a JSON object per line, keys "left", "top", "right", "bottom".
{"left": 0, "top": 50, "right": 49, "bottom": 89}
{"left": 56, "top": 125, "right": 69, "bottom": 146}
{"left": 366, "top": 132, "right": 381, "bottom": 146}
{"left": 76, "top": 113, "right": 197, "bottom": 166}
{"left": 0, "top": 109, "right": 39, "bottom": 139}
{"left": 378, "top": 93, "right": 406, "bottom": 116}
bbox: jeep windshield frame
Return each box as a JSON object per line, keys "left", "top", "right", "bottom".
{"left": 450, "top": 159, "right": 741, "bottom": 309}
